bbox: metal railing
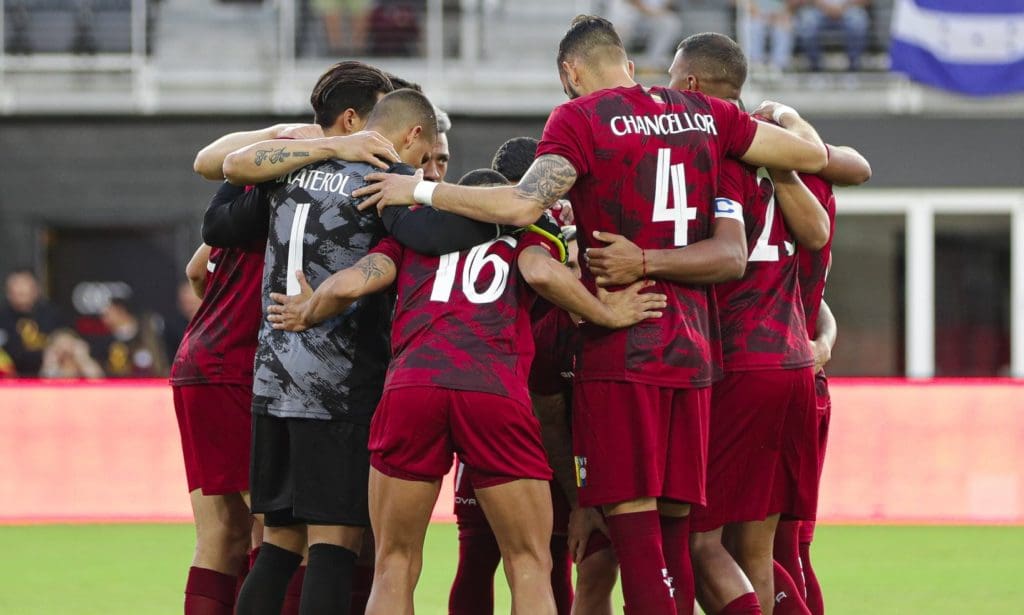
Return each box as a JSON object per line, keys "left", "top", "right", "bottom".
{"left": 0, "top": 0, "right": 1022, "bottom": 116}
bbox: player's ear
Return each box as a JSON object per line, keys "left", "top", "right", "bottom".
{"left": 626, "top": 59, "right": 635, "bottom": 80}
{"left": 404, "top": 125, "right": 422, "bottom": 149}
{"left": 334, "top": 108, "right": 362, "bottom": 135}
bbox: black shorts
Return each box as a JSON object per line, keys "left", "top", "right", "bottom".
{"left": 250, "top": 413, "right": 371, "bottom": 527}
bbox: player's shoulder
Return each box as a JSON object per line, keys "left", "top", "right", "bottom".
{"left": 651, "top": 86, "right": 715, "bottom": 112}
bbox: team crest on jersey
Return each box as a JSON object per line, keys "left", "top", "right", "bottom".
{"left": 574, "top": 456, "right": 588, "bottom": 487}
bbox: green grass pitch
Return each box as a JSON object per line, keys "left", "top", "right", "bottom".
{"left": 1, "top": 523, "right": 1021, "bottom": 614}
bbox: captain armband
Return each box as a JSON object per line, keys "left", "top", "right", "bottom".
{"left": 713, "top": 198, "right": 744, "bottom": 225}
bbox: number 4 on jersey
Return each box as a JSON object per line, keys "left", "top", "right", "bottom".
{"left": 652, "top": 148, "right": 698, "bottom": 247}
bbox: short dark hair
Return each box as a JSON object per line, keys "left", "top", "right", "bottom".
{"left": 458, "top": 168, "right": 509, "bottom": 187}
{"left": 5, "top": 267, "right": 35, "bottom": 280}
{"left": 106, "top": 296, "right": 136, "bottom": 314}
{"left": 365, "top": 88, "right": 438, "bottom": 143}
{"left": 491, "top": 137, "right": 538, "bottom": 183}
{"left": 386, "top": 73, "right": 422, "bottom": 92}
{"left": 556, "top": 15, "right": 625, "bottom": 74}
{"left": 676, "top": 33, "right": 748, "bottom": 91}
{"left": 311, "top": 61, "right": 394, "bottom": 128}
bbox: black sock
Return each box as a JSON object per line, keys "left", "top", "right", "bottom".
{"left": 299, "top": 543, "right": 359, "bottom": 615}
{"left": 236, "top": 542, "right": 303, "bottom": 615}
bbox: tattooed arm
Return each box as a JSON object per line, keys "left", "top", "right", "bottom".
{"left": 354, "top": 154, "right": 579, "bottom": 227}
{"left": 222, "top": 132, "right": 401, "bottom": 186}
{"left": 194, "top": 123, "right": 321, "bottom": 180}
{"left": 266, "top": 254, "right": 397, "bottom": 332}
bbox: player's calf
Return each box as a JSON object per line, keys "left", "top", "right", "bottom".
{"left": 723, "top": 516, "right": 781, "bottom": 614}
{"left": 602, "top": 497, "right": 676, "bottom": 615}
{"left": 365, "top": 469, "right": 442, "bottom": 615}
{"left": 571, "top": 540, "right": 617, "bottom": 615}
{"left": 690, "top": 528, "right": 759, "bottom": 614}
{"left": 476, "top": 478, "right": 557, "bottom": 615}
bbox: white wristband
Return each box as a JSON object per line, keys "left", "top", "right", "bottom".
{"left": 772, "top": 104, "right": 798, "bottom": 125}
{"left": 413, "top": 180, "right": 437, "bottom": 206}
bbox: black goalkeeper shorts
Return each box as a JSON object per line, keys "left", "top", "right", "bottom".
{"left": 250, "top": 413, "right": 371, "bottom": 527}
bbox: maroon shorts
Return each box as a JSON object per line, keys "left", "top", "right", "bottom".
{"left": 454, "top": 458, "right": 571, "bottom": 537}
{"left": 173, "top": 384, "right": 252, "bottom": 495}
{"left": 770, "top": 367, "right": 819, "bottom": 522}
{"left": 572, "top": 380, "right": 710, "bottom": 508}
{"left": 369, "top": 386, "right": 552, "bottom": 485}
{"left": 800, "top": 371, "right": 832, "bottom": 544}
{"left": 692, "top": 368, "right": 815, "bottom": 533}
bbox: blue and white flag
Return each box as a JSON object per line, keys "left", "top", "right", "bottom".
{"left": 890, "top": 0, "right": 1024, "bottom": 96}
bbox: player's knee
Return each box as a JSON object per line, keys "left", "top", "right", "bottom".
{"left": 576, "top": 550, "right": 618, "bottom": 595}
{"left": 689, "top": 530, "right": 723, "bottom": 562}
{"left": 502, "top": 547, "right": 552, "bottom": 579}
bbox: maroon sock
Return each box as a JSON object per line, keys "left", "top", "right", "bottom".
{"left": 184, "top": 566, "right": 236, "bottom": 615}
{"left": 800, "top": 542, "right": 824, "bottom": 615}
{"left": 448, "top": 531, "right": 502, "bottom": 615}
{"left": 719, "top": 592, "right": 763, "bottom": 614}
{"left": 773, "top": 521, "right": 805, "bottom": 599}
{"left": 606, "top": 510, "right": 675, "bottom": 615}
{"left": 235, "top": 546, "right": 261, "bottom": 603}
{"left": 349, "top": 562, "right": 373, "bottom": 614}
{"left": 550, "top": 536, "right": 574, "bottom": 615}
{"left": 660, "top": 515, "right": 694, "bottom": 615}
{"left": 280, "top": 565, "right": 305, "bottom": 615}
{"left": 773, "top": 561, "right": 812, "bottom": 615}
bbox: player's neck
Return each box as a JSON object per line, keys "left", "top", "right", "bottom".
{"left": 593, "top": 66, "right": 635, "bottom": 94}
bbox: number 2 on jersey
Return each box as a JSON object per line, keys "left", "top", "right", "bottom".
{"left": 652, "top": 148, "right": 697, "bottom": 246}
{"left": 430, "top": 236, "right": 517, "bottom": 305}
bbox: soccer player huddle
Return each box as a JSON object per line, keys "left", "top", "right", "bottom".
{"left": 171, "top": 14, "right": 870, "bottom": 615}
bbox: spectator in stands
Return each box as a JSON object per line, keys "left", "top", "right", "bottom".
{"left": 97, "top": 297, "right": 169, "bottom": 378}
{"left": 607, "top": 0, "right": 683, "bottom": 72}
{"left": 796, "top": 0, "right": 870, "bottom": 72}
{"left": 0, "top": 348, "right": 15, "bottom": 378}
{"left": 39, "top": 329, "right": 105, "bottom": 379}
{"left": 316, "top": 0, "right": 371, "bottom": 55}
{"left": 0, "top": 268, "right": 64, "bottom": 377}
{"left": 744, "top": 0, "right": 796, "bottom": 76}
{"left": 368, "top": 0, "right": 422, "bottom": 56}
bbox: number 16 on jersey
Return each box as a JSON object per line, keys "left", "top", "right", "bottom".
{"left": 652, "top": 148, "right": 697, "bottom": 247}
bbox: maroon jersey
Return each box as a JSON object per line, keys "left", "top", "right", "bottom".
{"left": 796, "top": 173, "right": 836, "bottom": 338}
{"left": 714, "top": 160, "right": 814, "bottom": 371}
{"left": 537, "top": 85, "right": 758, "bottom": 388}
{"left": 528, "top": 307, "right": 579, "bottom": 396}
{"left": 371, "top": 231, "right": 559, "bottom": 407}
{"left": 170, "top": 245, "right": 264, "bottom": 386}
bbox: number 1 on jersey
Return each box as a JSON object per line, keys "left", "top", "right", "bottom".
{"left": 652, "top": 148, "right": 697, "bottom": 247}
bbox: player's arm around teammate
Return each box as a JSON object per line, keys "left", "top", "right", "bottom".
{"left": 185, "top": 244, "right": 212, "bottom": 299}
{"left": 812, "top": 300, "right": 837, "bottom": 373}
{"left": 818, "top": 144, "right": 872, "bottom": 187}
{"left": 222, "top": 131, "right": 400, "bottom": 185}
{"left": 194, "top": 122, "right": 324, "bottom": 180}
{"left": 584, "top": 212, "right": 748, "bottom": 287}
{"left": 266, "top": 253, "right": 396, "bottom": 331}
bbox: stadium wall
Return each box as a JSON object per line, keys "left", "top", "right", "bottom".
{"left": 0, "top": 115, "right": 1021, "bottom": 282}
{"left": 1, "top": 379, "right": 1022, "bottom": 525}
